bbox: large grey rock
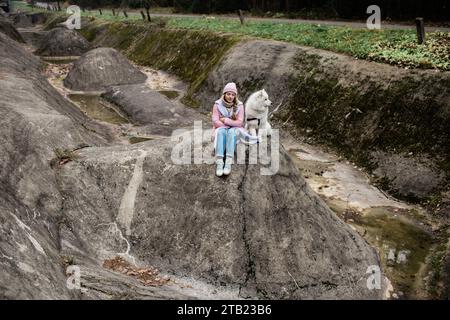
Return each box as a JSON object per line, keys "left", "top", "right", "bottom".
{"left": 11, "top": 12, "right": 33, "bottom": 28}
{"left": 371, "top": 151, "right": 446, "bottom": 200}
{"left": 102, "top": 84, "right": 201, "bottom": 135}
{"left": 64, "top": 47, "right": 147, "bottom": 91}
{"left": 35, "top": 27, "right": 91, "bottom": 57}
{"left": 56, "top": 137, "right": 384, "bottom": 299}
{"left": 0, "top": 31, "right": 106, "bottom": 299}
{"left": 0, "top": 16, "right": 24, "bottom": 42}
{"left": 195, "top": 40, "right": 298, "bottom": 113}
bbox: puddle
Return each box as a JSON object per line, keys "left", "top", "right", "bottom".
{"left": 42, "top": 56, "right": 79, "bottom": 64}
{"left": 283, "top": 136, "right": 437, "bottom": 299}
{"left": 128, "top": 136, "right": 154, "bottom": 144}
{"left": 287, "top": 146, "right": 410, "bottom": 210}
{"left": 158, "top": 90, "right": 180, "bottom": 100}
{"left": 355, "top": 208, "right": 433, "bottom": 299}
{"left": 68, "top": 94, "right": 129, "bottom": 125}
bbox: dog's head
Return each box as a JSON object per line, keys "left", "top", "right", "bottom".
{"left": 257, "top": 89, "right": 272, "bottom": 109}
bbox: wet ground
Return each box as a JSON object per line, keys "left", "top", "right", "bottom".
{"left": 43, "top": 58, "right": 185, "bottom": 145}
{"left": 282, "top": 136, "right": 439, "bottom": 299}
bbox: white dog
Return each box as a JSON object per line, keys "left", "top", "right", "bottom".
{"left": 245, "top": 89, "right": 273, "bottom": 139}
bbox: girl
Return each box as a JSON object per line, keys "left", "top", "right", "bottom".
{"left": 212, "top": 82, "right": 244, "bottom": 177}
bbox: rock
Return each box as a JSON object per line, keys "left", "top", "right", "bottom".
{"left": 195, "top": 40, "right": 298, "bottom": 113}
{"left": 0, "top": 31, "right": 110, "bottom": 299}
{"left": 1, "top": 33, "right": 193, "bottom": 300}
{"left": 371, "top": 151, "right": 446, "bottom": 200}
{"left": 18, "top": 28, "right": 48, "bottom": 48}
{"left": 64, "top": 47, "right": 147, "bottom": 91}
{"left": 439, "top": 191, "right": 450, "bottom": 219}
{"left": 35, "top": 27, "right": 91, "bottom": 57}
{"left": 11, "top": 13, "right": 33, "bottom": 28}
{"left": 1, "top": 30, "right": 383, "bottom": 300}
{"left": 29, "top": 13, "right": 47, "bottom": 25}
{"left": 56, "top": 137, "right": 384, "bottom": 299}
{"left": 0, "top": 16, "right": 24, "bottom": 43}
{"left": 102, "top": 84, "right": 201, "bottom": 135}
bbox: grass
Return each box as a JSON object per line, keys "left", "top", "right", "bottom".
{"left": 12, "top": 1, "right": 449, "bottom": 70}
{"left": 167, "top": 18, "right": 449, "bottom": 71}
{"left": 50, "top": 148, "right": 80, "bottom": 168}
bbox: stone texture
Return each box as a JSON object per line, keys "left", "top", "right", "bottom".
{"left": 35, "top": 27, "right": 91, "bottom": 57}
{"left": 64, "top": 47, "right": 147, "bottom": 91}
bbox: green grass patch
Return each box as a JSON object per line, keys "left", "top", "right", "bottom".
{"left": 167, "top": 17, "right": 449, "bottom": 71}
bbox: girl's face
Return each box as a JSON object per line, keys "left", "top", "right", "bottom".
{"left": 224, "top": 92, "right": 236, "bottom": 103}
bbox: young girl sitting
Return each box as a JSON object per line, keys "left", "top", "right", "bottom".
{"left": 211, "top": 82, "right": 244, "bottom": 177}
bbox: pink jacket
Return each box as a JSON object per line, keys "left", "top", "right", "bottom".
{"left": 211, "top": 99, "right": 244, "bottom": 136}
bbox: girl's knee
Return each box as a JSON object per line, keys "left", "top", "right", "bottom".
{"left": 226, "top": 128, "right": 237, "bottom": 137}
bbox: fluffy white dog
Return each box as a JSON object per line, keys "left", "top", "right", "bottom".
{"left": 245, "top": 89, "right": 273, "bottom": 138}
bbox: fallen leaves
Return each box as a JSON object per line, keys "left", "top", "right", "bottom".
{"left": 103, "top": 256, "right": 170, "bottom": 287}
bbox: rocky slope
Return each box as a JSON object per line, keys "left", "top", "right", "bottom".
{"left": 0, "top": 26, "right": 385, "bottom": 299}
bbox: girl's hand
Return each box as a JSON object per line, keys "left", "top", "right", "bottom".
{"left": 220, "top": 117, "right": 225, "bottom": 123}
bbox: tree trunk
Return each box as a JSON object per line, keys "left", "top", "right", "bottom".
{"left": 238, "top": 9, "right": 245, "bottom": 25}
{"left": 146, "top": 8, "right": 151, "bottom": 22}
{"left": 112, "top": 8, "right": 115, "bottom": 16}
{"left": 99, "top": 9, "right": 102, "bottom": 15}
{"left": 123, "top": 10, "right": 128, "bottom": 18}
{"left": 140, "top": 10, "right": 146, "bottom": 21}
{"left": 415, "top": 17, "right": 426, "bottom": 44}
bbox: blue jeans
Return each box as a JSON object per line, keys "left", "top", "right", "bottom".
{"left": 216, "top": 128, "right": 237, "bottom": 158}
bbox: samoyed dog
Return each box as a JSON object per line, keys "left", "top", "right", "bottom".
{"left": 245, "top": 89, "right": 273, "bottom": 138}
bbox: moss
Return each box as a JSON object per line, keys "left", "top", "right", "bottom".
{"left": 50, "top": 148, "right": 79, "bottom": 168}
{"left": 78, "top": 20, "right": 108, "bottom": 42}
{"left": 158, "top": 90, "right": 180, "bottom": 100}
{"left": 129, "top": 136, "right": 154, "bottom": 144}
{"left": 427, "top": 241, "right": 448, "bottom": 298}
{"left": 42, "top": 57, "right": 78, "bottom": 64}
{"left": 43, "top": 13, "right": 69, "bottom": 31}
{"left": 284, "top": 51, "right": 450, "bottom": 200}
{"left": 128, "top": 28, "right": 240, "bottom": 106}
{"left": 103, "top": 22, "right": 146, "bottom": 52}
{"left": 78, "top": 17, "right": 240, "bottom": 108}
{"left": 60, "top": 255, "right": 76, "bottom": 268}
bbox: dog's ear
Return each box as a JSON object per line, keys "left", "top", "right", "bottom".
{"left": 262, "top": 89, "right": 267, "bottom": 95}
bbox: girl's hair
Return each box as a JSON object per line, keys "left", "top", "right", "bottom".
{"left": 223, "top": 94, "right": 238, "bottom": 120}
